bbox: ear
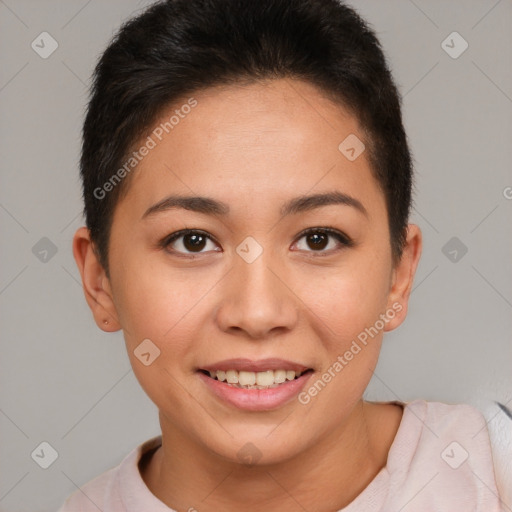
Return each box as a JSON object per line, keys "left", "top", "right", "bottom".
{"left": 384, "top": 224, "right": 422, "bottom": 331}
{"left": 72, "top": 226, "right": 121, "bottom": 332}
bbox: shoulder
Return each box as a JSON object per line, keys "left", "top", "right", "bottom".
{"left": 421, "top": 399, "right": 487, "bottom": 425}
{"left": 416, "top": 400, "right": 491, "bottom": 439}
{"left": 56, "top": 436, "right": 162, "bottom": 512}
{"left": 56, "top": 465, "right": 118, "bottom": 512}
{"left": 403, "top": 399, "right": 495, "bottom": 467}
{"left": 385, "top": 400, "right": 503, "bottom": 511}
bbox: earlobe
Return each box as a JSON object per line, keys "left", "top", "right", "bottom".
{"left": 384, "top": 224, "right": 422, "bottom": 331}
{"left": 72, "top": 226, "right": 121, "bottom": 332}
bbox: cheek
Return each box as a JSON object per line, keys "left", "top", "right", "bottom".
{"left": 112, "top": 258, "right": 210, "bottom": 353}
{"left": 112, "top": 263, "right": 214, "bottom": 408}
{"left": 298, "top": 253, "right": 391, "bottom": 346}
{"left": 293, "top": 257, "right": 390, "bottom": 421}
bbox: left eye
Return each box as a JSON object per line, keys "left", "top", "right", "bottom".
{"left": 293, "top": 228, "right": 352, "bottom": 253}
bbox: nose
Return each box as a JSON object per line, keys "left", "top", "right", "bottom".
{"left": 214, "top": 250, "right": 299, "bottom": 340}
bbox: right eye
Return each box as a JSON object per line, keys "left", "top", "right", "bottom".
{"left": 161, "top": 229, "right": 221, "bottom": 256}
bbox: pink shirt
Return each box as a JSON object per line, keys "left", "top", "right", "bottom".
{"left": 57, "top": 400, "right": 504, "bottom": 511}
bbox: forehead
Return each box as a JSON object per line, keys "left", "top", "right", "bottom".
{"left": 121, "top": 78, "right": 383, "bottom": 219}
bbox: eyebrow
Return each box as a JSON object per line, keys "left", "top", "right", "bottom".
{"left": 142, "top": 191, "right": 368, "bottom": 219}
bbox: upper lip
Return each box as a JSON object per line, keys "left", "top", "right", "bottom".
{"left": 199, "top": 358, "right": 311, "bottom": 373}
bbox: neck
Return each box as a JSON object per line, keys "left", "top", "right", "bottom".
{"left": 140, "top": 400, "right": 402, "bottom": 512}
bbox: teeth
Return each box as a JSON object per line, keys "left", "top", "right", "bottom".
{"left": 274, "top": 370, "right": 287, "bottom": 383}
{"left": 256, "top": 370, "right": 274, "bottom": 386}
{"left": 226, "top": 370, "right": 238, "bottom": 384}
{"left": 238, "top": 371, "right": 256, "bottom": 386}
{"left": 209, "top": 369, "right": 305, "bottom": 388}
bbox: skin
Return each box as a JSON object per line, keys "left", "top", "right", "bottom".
{"left": 73, "top": 78, "right": 422, "bottom": 511}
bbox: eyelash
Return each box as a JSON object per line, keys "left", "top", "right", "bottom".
{"left": 160, "top": 227, "right": 354, "bottom": 258}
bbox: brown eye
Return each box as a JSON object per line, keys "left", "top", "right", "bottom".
{"left": 293, "top": 228, "right": 352, "bottom": 254}
{"left": 182, "top": 233, "right": 207, "bottom": 252}
{"left": 163, "top": 230, "right": 220, "bottom": 255}
{"left": 305, "top": 232, "right": 329, "bottom": 251}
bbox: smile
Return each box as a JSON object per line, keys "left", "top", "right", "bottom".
{"left": 199, "top": 368, "right": 310, "bottom": 389}
{"left": 197, "top": 359, "right": 314, "bottom": 411}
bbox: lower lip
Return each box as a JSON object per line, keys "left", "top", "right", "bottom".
{"left": 198, "top": 371, "right": 313, "bottom": 411}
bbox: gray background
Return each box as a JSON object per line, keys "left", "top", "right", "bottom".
{"left": 0, "top": 1, "right": 511, "bottom": 511}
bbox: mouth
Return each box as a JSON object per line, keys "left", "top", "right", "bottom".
{"left": 198, "top": 368, "right": 314, "bottom": 390}
{"left": 196, "top": 359, "right": 314, "bottom": 411}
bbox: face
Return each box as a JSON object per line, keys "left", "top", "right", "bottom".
{"left": 75, "top": 78, "right": 420, "bottom": 465}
